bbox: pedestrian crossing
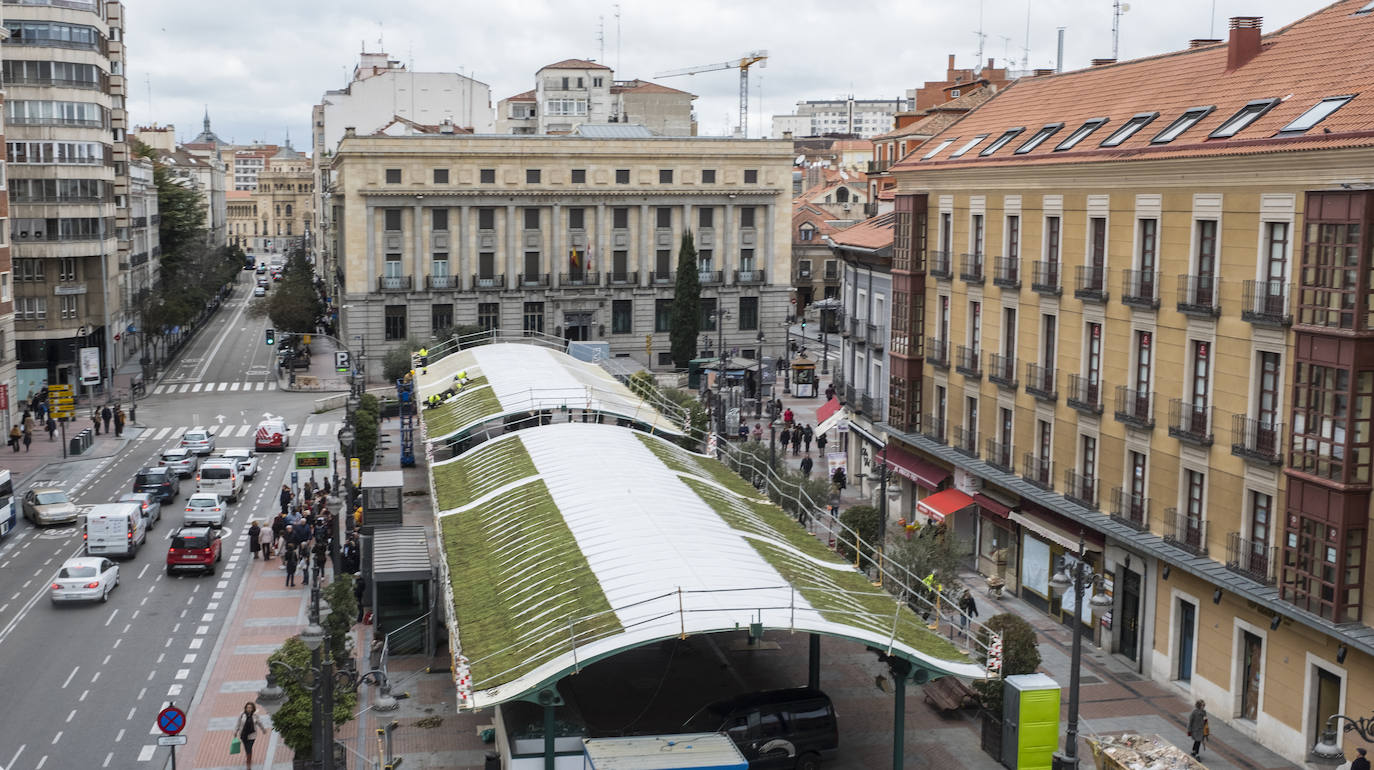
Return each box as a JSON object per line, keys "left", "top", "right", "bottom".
{"left": 150, "top": 381, "right": 278, "bottom": 395}
{"left": 135, "top": 422, "right": 346, "bottom": 442}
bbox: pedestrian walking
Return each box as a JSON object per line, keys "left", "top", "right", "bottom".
{"left": 751, "top": 422, "right": 763, "bottom": 442}
{"left": 816, "top": 432, "right": 828, "bottom": 455}
{"left": 958, "top": 589, "right": 979, "bottom": 635}
{"left": 832, "top": 466, "right": 846, "bottom": 491}
{"left": 90, "top": 407, "right": 101, "bottom": 435}
{"left": 800, "top": 455, "right": 814, "bottom": 478}
{"left": 354, "top": 575, "right": 367, "bottom": 623}
{"left": 232, "top": 701, "right": 270, "bottom": 769}
{"left": 1351, "top": 748, "right": 1370, "bottom": 770}
{"left": 283, "top": 543, "right": 299, "bottom": 587}
{"left": 271, "top": 513, "right": 287, "bottom": 557}
{"left": 803, "top": 424, "right": 814, "bottom": 453}
{"left": 313, "top": 539, "right": 328, "bottom": 584}
{"left": 780, "top": 426, "right": 792, "bottom": 452}
{"left": 783, "top": 407, "right": 795, "bottom": 426}
{"left": 45, "top": 416, "right": 56, "bottom": 441}
{"left": 791, "top": 429, "right": 801, "bottom": 456}
{"left": 114, "top": 408, "right": 125, "bottom": 437}
{"left": 22, "top": 429, "right": 31, "bottom": 452}
{"left": 23, "top": 411, "right": 35, "bottom": 436}
{"left": 8, "top": 425, "right": 20, "bottom": 452}
{"left": 279, "top": 485, "right": 292, "bottom": 517}
{"left": 1187, "top": 700, "right": 1208, "bottom": 758}
{"left": 100, "top": 405, "right": 112, "bottom": 434}
{"left": 248, "top": 522, "right": 262, "bottom": 559}
{"left": 258, "top": 519, "right": 274, "bottom": 560}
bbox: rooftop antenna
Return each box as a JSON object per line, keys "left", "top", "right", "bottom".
{"left": 377, "top": 21, "right": 384, "bottom": 51}
{"left": 145, "top": 74, "right": 153, "bottom": 116}
{"left": 1000, "top": 35, "right": 1013, "bottom": 69}
{"left": 974, "top": 0, "right": 986, "bottom": 72}
{"left": 1022, "top": 0, "right": 1032, "bottom": 71}
{"left": 1209, "top": 0, "right": 1217, "bottom": 37}
{"left": 1112, "top": 0, "right": 1131, "bottom": 60}
{"left": 614, "top": 3, "right": 621, "bottom": 74}
{"left": 598, "top": 15, "right": 605, "bottom": 63}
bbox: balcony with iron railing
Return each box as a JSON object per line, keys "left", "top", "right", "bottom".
{"left": 1226, "top": 532, "right": 1278, "bottom": 585}
{"left": 377, "top": 274, "right": 413, "bottom": 292}
{"left": 472, "top": 273, "right": 505, "bottom": 291}
{"left": 1176, "top": 274, "right": 1221, "bottom": 317}
{"left": 1109, "top": 488, "right": 1150, "bottom": 532}
{"left": 520, "top": 273, "right": 551, "bottom": 288}
{"left": 922, "top": 413, "right": 947, "bottom": 444}
{"left": 1066, "top": 374, "right": 1103, "bottom": 415}
{"left": 985, "top": 439, "right": 1014, "bottom": 473}
{"left": 859, "top": 394, "right": 885, "bottom": 420}
{"left": 865, "top": 323, "right": 886, "bottom": 348}
{"left": 559, "top": 272, "right": 602, "bottom": 288}
{"left": 988, "top": 353, "right": 1018, "bottom": 390}
{"left": 926, "top": 337, "right": 950, "bottom": 369}
{"left": 735, "top": 269, "right": 766, "bottom": 284}
{"left": 1064, "top": 470, "right": 1099, "bottom": 510}
{"left": 1121, "top": 269, "right": 1160, "bottom": 310}
{"left": 1031, "top": 261, "right": 1061, "bottom": 295}
{"left": 849, "top": 315, "right": 864, "bottom": 339}
{"left": 1114, "top": 386, "right": 1155, "bottom": 430}
{"left": 992, "top": 256, "right": 1021, "bottom": 289}
{"left": 1025, "top": 363, "right": 1057, "bottom": 401}
{"left": 844, "top": 384, "right": 858, "bottom": 406}
{"left": 1240, "top": 280, "right": 1292, "bottom": 326}
{"left": 607, "top": 271, "right": 639, "bottom": 286}
{"left": 955, "top": 345, "right": 982, "bottom": 379}
{"left": 953, "top": 426, "right": 979, "bottom": 458}
{"left": 698, "top": 270, "right": 724, "bottom": 285}
{"left": 1163, "top": 509, "right": 1208, "bottom": 556}
{"left": 959, "top": 253, "right": 985, "bottom": 284}
{"left": 1022, "top": 454, "right": 1054, "bottom": 491}
{"left": 1074, "top": 264, "right": 1109, "bottom": 303}
{"left": 1168, "top": 400, "right": 1213, "bottom": 446}
{"left": 866, "top": 159, "right": 891, "bottom": 174}
{"left": 793, "top": 266, "right": 813, "bottom": 282}
{"left": 426, "top": 274, "right": 459, "bottom": 290}
{"left": 1231, "top": 414, "right": 1283, "bottom": 465}
{"left": 929, "top": 250, "right": 953, "bottom": 279}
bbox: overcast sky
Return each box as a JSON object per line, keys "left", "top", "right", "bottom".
{"left": 126, "top": 0, "right": 1330, "bottom": 148}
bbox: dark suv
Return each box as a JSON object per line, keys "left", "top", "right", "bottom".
{"left": 166, "top": 526, "right": 222, "bottom": 575}
{"left": 134, "top": 467, "right": 181, "bottom": 503}
{"left": 683, "top": 688, "right": 838, "bottom": 770}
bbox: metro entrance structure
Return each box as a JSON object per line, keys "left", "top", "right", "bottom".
{"left": 417, "top": 340, "right": 992, "bottom": 768}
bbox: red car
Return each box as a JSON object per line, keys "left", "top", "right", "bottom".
{"left": 166, "top": 526, "right": 222, "bottom": 575}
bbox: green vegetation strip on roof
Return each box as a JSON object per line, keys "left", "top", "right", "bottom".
{"left": 432, "top": 436, "right": 537, "bottom": 511}
{"left": 442, "top": 479, "right": 622, "bottom": 688}
{"left": 636, "top": 433, "right": 760, "bottom": 498}
{"left": 421, "top": 376, "right": 497, "bottom": 438}
{"left": 681, "top": 477, "right": 967, "bottom": 662}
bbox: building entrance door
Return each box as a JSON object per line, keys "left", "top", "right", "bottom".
{"left": 564, "top": 312, "right": 592, "bottom": 342}
{"left": 1119, "top": 568, "right": 1141, "bottom": 662}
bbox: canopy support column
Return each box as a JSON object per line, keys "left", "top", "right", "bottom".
{"left": 890, "top": 658, "right": 911, "bottom": 770}
{"left": 544, "top": 699, "right": 556, "bottom": 770}
{"left": 808, "top": 633, "right": 821, "bottom": 690}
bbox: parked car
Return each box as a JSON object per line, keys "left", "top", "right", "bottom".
{"left": 22, "top": 486, "right": 80, "bottom": 526}
{"left": 166, "top": 526, "right": 222, "bottom": 575}
{"left": 683, "top": 688, "right": 839, "bottom": 770}
{"left": 183, "top": 493, "right": 226, "bottom": 528}
{"left": 134, "top": 466, "right": 181, "bottom": 503}
{"left": 117, "top": 492, "right": 162, "bottom": 528}
{"left": 179, "top": 429, "right": 216, "bottom": 456}
{"left": 218, "top": 448, "right": 260, "bottom": 480}
{"left": 50, "top": 557, "right": 119, "bottom": 604}
{"left": 159, "top": 447, "right": 199, "bottom": 478}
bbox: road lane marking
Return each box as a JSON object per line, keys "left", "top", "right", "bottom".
{"left": 189, "top": 638, "right": 203, "bottom": 649}
{"left": 36, "top": 755, "right": 47, "bottom": 769}
{"left": 138, "top": 564, "right": 149, "bottom": 579}
{"left": 50, "top": 731, "right": 61, "bottom": 744}
{"left": 137, "top": 745, "right": 155, "bottom": 761}
{"left": 91, "top": 672, "right": 100, "bottom": 683}
{"left": 175, "top": 668, "right": 190, "bottom": 680}
{"left": 102, "top": 654, "right": 110, "bottom": 665}
{"left": 66, "top": 709, "right": 76, "bottom": 722}
{"left": 80, "top": 690, "right": 88, "bottom": 701}
{"left": 8, "top": 745, "right": 24, "bottom": 769}
{"left": 231, "top": 382, "right": 241, "bottom": 391}
{"left": 115, "top": 728, "right": 124, "bottom": 741}
{"left": 192, "top": 384, "right": 203, "bottom": 392}
{"left": 127, "top": 707, "right": 136, "bottom": 720}
{"left": 62, "top": 667, "right": 79, "bottom": 688}
{"left": 104, "top": 608, "right": 118, "bottom": 626}
{"left": 103, "top": 751, "right": 113, "bottom": 767}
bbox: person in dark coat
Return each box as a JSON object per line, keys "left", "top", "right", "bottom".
{"left": 1351, "top": 748, "right": 1369, "bottom": 770}
{"left": 279, "top": 485, "right": 292, "bottom": 517}
{"left": 779, "top": 426, "right": 791, "bottom": 452}
{"left": 799, "top": 455, "right": 814, "bottom": 478}
{"left": 283, "top": 544, "right": 299, "bottom": 587}
{"left": 790, "top": 429, "right": 801, "bottom": 456}
{"left": 1187, "top": 700, "right": 1207, "bottom": 757}
{"left": 958, "top": 589, "right": 979, "bottom": 635}
{"left": 45, "top": 417, "right": 57, "bottom": 441}
{"left": 816, "top": 432, "right": 828, "bottom": 455}
{"left": 100, "top": 405, "right": 112, "bottom": 433}
{"left": 21, "top": 429, "right": 31, "bottom": 452}
{"left": 271, "top": 513, "right": 287, "bottom": 555}
{"left": 354, "top": 575, "right": 367, "bottom": 623}
{"left": 802, "top": 424, "right": 814, "bottom": 453}
{"left": 248, "top": 522, "right": 262, "bottom": 559}
{"left": 832, "top": 466, "right": 846, "bottom": 491}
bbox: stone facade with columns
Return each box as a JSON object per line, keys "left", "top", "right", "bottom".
{"left": 329, "top": 132, "right": 794, "bottom": 367}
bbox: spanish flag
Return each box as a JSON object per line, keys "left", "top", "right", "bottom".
{"left": 569, "top": 247, "right": 580, "bottom": 270}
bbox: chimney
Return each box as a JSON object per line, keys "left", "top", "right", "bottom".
{"left": 1091, "top": 58, "right": 1117, "bottom": 67}
{"left": 947, "top": 53, "right": 956, "bottom": 73}
{"left": 1188, "top": 38, "right": 1223, "bottom": 49}
{"left": 1032, "top": 68, "right": 1056, "bottom": 77}
{"left": 1226, "top": 16, "right": 1263, "bottom": 71}
{"left": 783, "top": 131, "right": 793, "bottom": 140}
{"left": 343, "top": 126, "right": 356, "bottom": 138}
{"left": 987, "top": 57, "right": 995, "bottom": 71}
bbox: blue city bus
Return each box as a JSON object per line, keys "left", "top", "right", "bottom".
{"left": 0, "top": 469, "right": 15, "bottom": 538}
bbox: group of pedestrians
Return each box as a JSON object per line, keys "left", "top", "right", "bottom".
{"left": 8, "top": 400, "right": 129, "bottom": 451}
{"left": 90, "top": 404, "right": 127, "bottom": 437}
{"left": 245, "top": 484, "right": 361, "bottom": 589}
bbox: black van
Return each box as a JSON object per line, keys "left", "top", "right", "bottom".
{"left": 134, "top": 467, "right": 181, "bottom": 503}
{"left": 683, "top": 688, "right": 838, "bottom": 770}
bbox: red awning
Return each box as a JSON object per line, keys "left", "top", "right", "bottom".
{"left": 916, "top": 488, "right": 976, "bottom": 524}
{"left": 882, "top": 444, "right": 950, "bottom": 491}
{"left": 973, "top": 493, "right": 1013, "bottom": 519}
{"left": 816, "top": 396, "right": 842, "bottom": 424}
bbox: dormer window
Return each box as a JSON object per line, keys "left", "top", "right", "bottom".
{"left": 951, "top": 89, "right": 962, "bottom": 97}
{"left": 1209, "top": 99, "right": 1278, "bottom": 138}
{"left": 1056, "top": 118, "right": 1109, "bottom": 150}
{"left": 1280, "top": 95, "right": 1355, "bottom": 134}
{"left": 1150, "top": 106, "right": 1215, "bottom": 144}
{"left": 951, "top": 135, "right": 989, "bottom": 158}
{"left": 1100, "top": 112, "right": 1159, "bottom": 147}
{"left": 921, "top": 138, "right": 957, "bottom": 160}
{"left": 799, "top": 225, "right": 815, "bottom": 242}
{"left": 980, "top": 128, "right": 1026, "bottom": 156}
{"left": 1014, "top": 123, "right": 1065, "bottom": 154}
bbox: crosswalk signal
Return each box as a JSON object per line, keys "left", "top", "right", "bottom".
{"left": 265, "top": 328, "right": 275, "bottom": 346}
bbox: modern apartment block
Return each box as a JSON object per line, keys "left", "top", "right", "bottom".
{"left": 882, "top": 3, "right": 1374, "bottom": 763}
{"left": 4, "top": 0, "right": 129, "bottom": 395}
{"left": 770, "top": 97, "right": 904, "bottom": 139}
{"left": 328, "top": 132, "right": 793, "bottom": 363}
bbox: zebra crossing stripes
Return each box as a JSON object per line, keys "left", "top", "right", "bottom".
{"left": 150, "top": 381, "right": 277, "bottom": 396}
{"left": 135, "top": 422, "right": 344, "bottom": 442}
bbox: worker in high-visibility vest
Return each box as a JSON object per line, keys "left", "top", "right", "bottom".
{"left": 418, "top": 347, "right": 429, "bottom": 366}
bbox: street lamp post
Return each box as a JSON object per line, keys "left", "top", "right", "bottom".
{"left": 1310, "top": 711, "right": 1374, "bottom": 765}
{"left": 1048, "top": 534, "right": 1113, "bottom": 770}
{"left": 784, "top": 321, "right": 793, "bottom": 395}
{"left": 754, "top": 331, "right": 765, "bottom": 418}
{"left": 822, "top": 317, "right": 830, "bottom": 375}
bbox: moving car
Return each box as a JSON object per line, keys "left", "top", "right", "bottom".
{"left": 253, "top": 285, "right": 266, "bottom": 297}
{"left": 22, "top": 486, "right": 80, "bottom": 526}
{"left": 255, "top": 419, "right": 290, "bottom": 451}
{"left": 218, "top": 448, "right": 260, "bottom": 480}
{"left": 183, "top": 492, "right": 226, "bottom": 528}
{"left": 166, "top": 526, "right": 222, "bottom": 575}
{"left": 195, "top": 459, "right": 243, "bottom": 503}
{"left": 683, "top": 688, "right": 839, "bottom": 770}
{"left": 159, "top": 447, "right": 199, "bottom": 478}
{"left": 134, "top": 466, "right": 181, "bottom": 503}
{"left": 50, "top": 557, "right": 119, "bottom": 604}
{"left": 180, "top": 429, "right": 216, "bottom": 456}
{"left": 257, "top": 264, "right": 267, "bottom": 274}
{"left": 117, "top": 492, "right": 162, "bottom": 528}
{"left": 84, "top": 502, "right": 148, "bottom": 558}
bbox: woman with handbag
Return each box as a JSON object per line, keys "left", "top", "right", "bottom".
{"left": 232, "top": 701, "right": 270, "bottom": 768}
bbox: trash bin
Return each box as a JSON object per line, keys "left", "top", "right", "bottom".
{"left": 484, "top": 752, "right": 500, "bottom": 770}
{"left": 70, "top": 436, "right": 84, "bottom": 455}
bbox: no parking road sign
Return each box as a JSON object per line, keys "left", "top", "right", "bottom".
{"left": 157, "top": 705, "right": 186, "bottom": 735}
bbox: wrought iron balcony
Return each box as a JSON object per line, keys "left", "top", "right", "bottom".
{"left": 1064, "top": 470, "right": 1099, "bottom": 510}
{"left": 1231, "top": 414, "right": 1283, "bottom": 465}
{"left": 1176, "top": 274, "right": 1221, "bottom": 317}
{"left": 426, "top": 274, "right": 458, "bottom": 290}
{"left": 1022, "top": 453, "right": 1054, "bottom": 491}
{"left": 1110, "top": 488, "right": 1150, "bottom": 532}
{"left": 987, "top": 354, "right": 1018, "bottom": 390}
{"left": 1240, "top": 280, "right": 1292, "bottom": 326}
{"left": 559, "top": 272, "right": 602, "bottom": 288}
{"left": 1121, "top": 269, "right": 1160, "bottom": 309}
{"left": 955, "top": 345, "right": 982, "bottom": 379}
{"left": 865, "top": 323, "right": 886, "bottom": 348}
{"left": 926, "top": 337, "right": 950, "bottom": 369}
{"left": 960, "top": 253, "right": 985, "bottom": 284}
{"left": 929, "top": 250, "right": 953, "bottom": 279}
{"left": 1066, "top": 374, "right": 1103, "bottom": 415}
{"left": 1031, "top": 260, "right": 1061, "bottom": 295}
{"left": 377, "top": 274, "right": 413, "bottom": 292}
{"left": 921, "top": 413, "right": 948, "bottom": 444}
{"left": 866, "top": 159, "right": 891, "bottom": 174}
{"left": 520, "top": 273, "right": 551, "bottom": 287}
{"left": 1074, "top": 265, "right": 1109, "bottom": 303}
{"left": 1226, "top": 532, "right": 1278, "bottom": 585}
{"left": 1163, "top": 508, "right": 1208, "bottom": 556}
{"left": 698, "top": 270, "right": 724, "bottom": 285}
{"left": 1114, "top": 386, "right": 1155, "bottom": 430}
{"left": 1025, "top": 363, "right": 1057, "bottom": 401}
{"left": 735, "top": 269, "right": 766, "bottom": 284}
{"left": 993, "top": 257, "right": 1021, "bottom": 289}
{"left": 858, "top": 394, "right": 884, "bottom": 419}
{"left": 1168, "top": 400, "right": 1213, "bottom": 446}
{"left": 985, "top": 439, "right": 1014, "bottom": 473}
{"left": 953, "top": 426, "right": 979, "bottom": 458}
{"left": 849, "top": 316, "right": 864, "bottom": 339}
{"left": 607, "top": 270, "right": 639, "bottom": 286}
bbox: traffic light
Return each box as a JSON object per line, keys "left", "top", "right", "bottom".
{"left": 265, "top": 328, "right": 275, "bottom": 346}
{"left": 801, "top": 318, "right": 807, "bottom": 333}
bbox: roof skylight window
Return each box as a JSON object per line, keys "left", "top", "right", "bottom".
{"left": 1055, "top": 118, "right": 1109, "bottom": 150}
{"left": 1015, "top": 123, "right": 1065, "bottom": 154}
{"left": 950, "top": 134, "right": 989, "bottom": 158}
{"left": 1151, "top": 106, "right": 1216, "bottom": 144}
{"left": 1356, "top": 1, "right": 1374, "bottom": 14}
{"left": 1280, "top": 95, "right": 1355, "bottom": 134}
{"left": 1210, "top": 99, "right": 1279, "bottom": 138}
{"left": 921, "top": 138, "right": 958, "bottom": 160}
{"left": 979, "top": 127, "right": 1026, "bottom": 156}
{"left": 1100, "top": 112, "right": 1159, "bottom": 147}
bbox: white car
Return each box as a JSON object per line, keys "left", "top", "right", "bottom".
{"left": 253, "top": 285, "right": 266, "bottom": 297}
{"left": 218, "top": 448, "right": 260, "bottom": 480}
{"left": 159, "top": 447, "right": 199, "bottom": 478}
{"left": 180, "top": 429, "right": 216, "bottom": 456}
{"left": 50, "top": 557, "right": 119, "bottom": 604}
{"left": 183, "top": 493, "right": 226, "bottom": 528}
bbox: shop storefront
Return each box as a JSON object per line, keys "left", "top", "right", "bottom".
{"left": 974, "top": 490, "right": 1019, "bottom": 593}
{"left": 880, "top": 442, "right": 952, "bottom": 529}
{"left": 1010, "top": 505, "right": 1104, "bottom": 636}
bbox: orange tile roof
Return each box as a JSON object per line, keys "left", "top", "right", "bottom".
{"left": 829, "top": 212, "right": 896, "bottom": 250}
{"left": 541, "top": 59, "right": 611, "bottom": 71}
{"left": 872, "top": 86, "right": 995, "bottom": 141}
{"left": 504, "top": 89, "right": 535, "bottom": 102}
{"left": 895, "top": 1, "right": 1374, "bottom": 172}
{"left": 613, "top": 79, "right": 695, "bottom": 96}
{"left": 226, "top": 190, "right": 253, "bottom": 200}
{"left": 793, "top": 203, "right": 841, "bottom": 236}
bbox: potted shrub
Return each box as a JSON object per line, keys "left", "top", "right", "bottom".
{"left": 972, "top": 613, "right": 1042, "bottom": 762}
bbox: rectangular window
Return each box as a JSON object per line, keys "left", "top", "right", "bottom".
{"left": 659, "top": 169, "right": 673, "bottom": 184}
{"left": 1056, "top": 117, "right": 1109, "bottom": 150}
{"left": 432, "top": 209, "right": 448, "bottom": 232}
{"left": 478, "top": 302, "right": 499, "bottom": 330}
{"left": 1014, "top": 123, "right": 1063, "bottom": 154}
{"left": 700, "top": 298, "right": 717, "bottom": 331}
{"left": 939, "top": 212, "right": 952, "bottom": 252}
{"left": 1281, "top": 96, "right": 1354, "bottom": 134}
{"left": 1081, "top": 434, "right": 1097, "bottom": 481}
{"left": 384, "top": 209, "right": 402, "bottom": 231}
{"left": 1134, "top": 331, "right": 1153, "bottom": 393}
{"left": 571, "top": 168, "right": 586, "bottom": 184}
{"left": 611, "top": 300, "right": 633, "bottom": 334}
{"left": 613, "top": 208, "right": 629, "bottom": 229}
{"left": 480, "top": 168, "right": 496, "bottom": 184}
{"left": 699, "top": 249, "right": 713, "bottom": 270}
{"left": 59, "top": 294, "right": 78, "bottom": 319}
{"left": 1196, "top": 219, "right": 1218, "bottom": 296}
{"left": 478, "top": 209, "right": 495, "bottom": 230}
{"left": 523, "top": 208, "right": 540, "bottom": 230}
{"left": 743, "top": 169, "right": 758, "bottom": 184}
{"left": 656, "top": 249, "right": 671, "bottom": 276}
{"left": 740, "top": 207, "right": 756, "bottom": 228}
{"left": 968, "top": 300, "right": 981, "bottom": 353}
{"left": 980, "top": 128, "right": 1025, "bottom": 156}
{"left": 612, "top": 250, "right": 628, "bottom": 278}
{"left": 1086, "top": 322, "right": 1102, "bottom": 389}
{"left": 1185, "top": 470, "right": 1206, "bottom": 544}
{"left": 1249, "top": 491, "right": 1271, "bottom": 549}
{"left": 656, "top": 208, "right": 672, "bottom": 228}
{"left": 58, "top": 257, "right": 77, "bottom": 282}
{"left": 384, "top": 306, "right": 406, "bottom": 340}
{"left": 523, "top": 252, "right": 541, "bottom": 281}
{"left": 1191, "top": 341, "right": 1211, "bottom": 409}
{"left": 1006, "top": 215, "right": 1020, "bottom": 260}
{"left": 525, "top": 169, "right": 541, "bottom": 184}
{"left": 1041, "top": 314, "right": 1056, "bottom": 367}
{"left": 701, "top": 169, "right": 716, "bottom": 184}
{"left": 1038, "top": 419, "right": 1052, "bottom": 460}
{"left": 1210, "top": 99, "right": 1278, "bottom": 139}
{"left": 431, "top": 303, "right": 453, "bottom": 333}
{"left": 699, "top": 208, "right": 714, "bottom": 228}
{"left": 999, "top": 408, "right": 1013, "bottom": 446}
{"left": 433, "top": 168, "right": 449, "bottom": 184}
{"left": 1046, "top": 215, "right": 1061, "bottom": 264}
{"left": 385, "top": 168, "right": 401, "bottom": 184}
{"left": 523, "top": 302, "right": 544, "bottom": 334}
{"left": 655, "top": 299, "right": 673, "bottom": 332}
{"left": 569, "top": 208, "right": 585, "bottom": 230}
{"left": 1002, "top": 308, "right": 1017, "bottom": 357}
{"left": 1152, "top": 107, "right": 1215, "bottom": 144}
{"left": 615, "top": 169, "right": 630, "bottom": 184}
{"left": 739, "top": 296, "right": 758, "bottom": 330}
{"left": 1138, "top": 219, "right": 1158, "bottom": 273}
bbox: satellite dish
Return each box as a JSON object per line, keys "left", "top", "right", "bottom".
{"left": 839, "top": 170, "right": 849, "bottom": 181}
{"left": 795, "top": 154, "right": 806, "bottom": 165}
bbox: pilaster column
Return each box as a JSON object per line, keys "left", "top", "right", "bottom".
{"left": 413, "top": 203, "right": 425, "bottom": 290}
{"left": 639, "top": 203, "right": 651, "bottom": 286}
{"left": 551, "top": 203, "right": 562, "bottom": 288}
{"left": 506, "top": 204, "right": 517, "bottom": 290}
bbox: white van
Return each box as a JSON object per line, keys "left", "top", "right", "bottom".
{"left": 196, "top": 459, "right": 244, "bottom": 503}
{"left": 85, "top": 502, "right": 148, "bottom": 558}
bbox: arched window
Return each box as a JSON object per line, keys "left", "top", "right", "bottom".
{"left": 285, "top": 204, "right": 293, "bottom": 218}
{"left": 836, "top": 187, "right": 850, "bottom": 203}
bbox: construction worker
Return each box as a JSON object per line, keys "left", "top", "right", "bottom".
{"left": 418, "top": 347, "right": 429, "bottom": 366}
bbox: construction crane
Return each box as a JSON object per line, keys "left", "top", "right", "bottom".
{"left": 655, "top": 51, "right": 768, "bottom": 137}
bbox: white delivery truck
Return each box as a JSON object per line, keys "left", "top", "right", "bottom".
{"left": 85, "top": 502, "right": 148, "bottom": 558}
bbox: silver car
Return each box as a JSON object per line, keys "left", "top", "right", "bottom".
{"left": 159, "top": 447, "right": 199, "bottom": 477}
{"left": 218, "top": 448, "right": 260, "bottom": 480}
{"left": 50, "top": 557, "right": 119, "bottom": 604}
{"left": 179, "top": 429, "right": 216, "bottom": 456}
{"left": 117, "top": 492, "right": 162, "bottom": 528}
{"left": 23, "top": 487, "right": 80, "bottom": 526}
{"left": 183, "top": 493, "right": 226, "bottom": 528}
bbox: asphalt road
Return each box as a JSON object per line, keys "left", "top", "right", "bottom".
{"left": 0, "top": 272, "right": 341, "bottom": 769}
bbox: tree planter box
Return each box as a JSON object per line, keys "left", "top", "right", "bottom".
{"left": 981, "top": 710, "right": 1003, "bottom": 763}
